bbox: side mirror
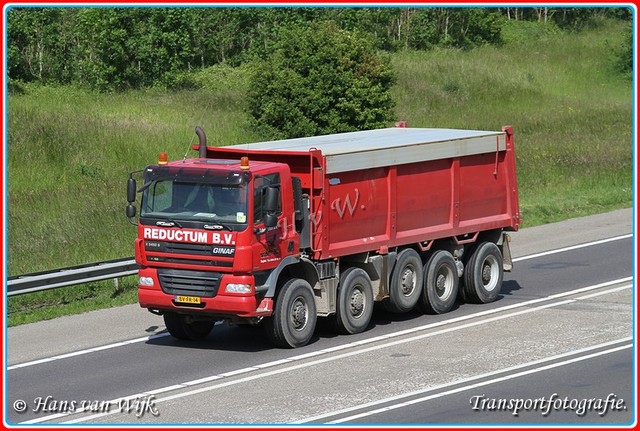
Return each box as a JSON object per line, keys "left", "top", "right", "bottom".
{"left": 264, "top": 213, "right": 278, "bottom": 228}
{"left": 127, "top": 177, "right": 137, "bottom": 203}
{"left": 126, "top": 175, "right": 138, "bottom": 225}
{"left": 263, "top": 186, "right": 280, "bottom": 213}
{"left": 126, "top": 204, "right": 137, "bottom": 218}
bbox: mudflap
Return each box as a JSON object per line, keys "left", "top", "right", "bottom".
{"left": 498, "top": 232, "right": 513, "bottom": 272}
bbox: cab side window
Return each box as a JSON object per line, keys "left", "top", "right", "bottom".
{"left": 254, "top": 173, "right": 281, "bottom": 223}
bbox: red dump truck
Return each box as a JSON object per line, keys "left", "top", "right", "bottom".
{"left": 126, "top": 125, "right": 520, "bottom": 348}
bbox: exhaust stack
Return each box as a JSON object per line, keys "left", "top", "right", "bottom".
{"left": 195, "top": 126, "right": 207, "bottom": 158}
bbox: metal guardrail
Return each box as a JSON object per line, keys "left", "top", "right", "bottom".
{"left": 7, "top": 258, "right": 139, "bottom": 297}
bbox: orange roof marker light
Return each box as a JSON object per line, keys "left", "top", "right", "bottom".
{"left": 158, "top": 152, "right": 168, "bottom": 165}
{"left": 240, "top": 156, "right": 250, "bottom": 170}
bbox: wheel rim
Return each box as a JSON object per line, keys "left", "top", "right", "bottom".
{"left": 400, "top": 265, "right": 417, "bottom": 297}
{"left": 290, "top": 296, "right": 309, "bottom": 332}
{"left": 435, "top": 264, "right": 454, "bottom": 300}
{"left": 349, "top": 286, "right": 365, "bottom": 318}
{"left": 481, "top": 255, "right": 500, "bottom": 292}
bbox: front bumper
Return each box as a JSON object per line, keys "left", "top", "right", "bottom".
{"left": 137, "top": 267, "right": 262, "bottom": 318}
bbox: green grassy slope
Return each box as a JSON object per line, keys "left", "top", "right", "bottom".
{"left": 391, "top": 20, "right": 632, "bottom": 225}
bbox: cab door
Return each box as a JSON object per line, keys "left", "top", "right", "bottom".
{"left": 252, "top": 173, "right": 285, "bottom": 270}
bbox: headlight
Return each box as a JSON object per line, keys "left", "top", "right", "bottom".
{"left": 139, "top": 276, "right": 154, "bottom": 286}
{"left": 225, "top": 283, "right": 252, "bottom": 294}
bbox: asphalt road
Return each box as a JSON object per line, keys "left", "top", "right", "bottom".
{"left": 4, "top": 208, "right": 635, "bottom": 426}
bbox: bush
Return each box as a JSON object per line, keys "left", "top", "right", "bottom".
{"left": 614, "top": 22, "right": 633, "bottom": 76}
{"left": 247, "top": 21, "right": 396, "bottom": 139}
{"left": 8, "top": 78, "right": 26, "bottom": 95}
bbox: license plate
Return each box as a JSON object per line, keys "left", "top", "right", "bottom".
{"left": 175, "top": 295, "right": 201, "bottom": 304}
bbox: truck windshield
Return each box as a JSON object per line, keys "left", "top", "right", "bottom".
{"left": 141, "top": 179, "right": 249, "bottom": 227}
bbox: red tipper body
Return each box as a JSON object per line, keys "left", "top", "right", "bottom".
{"left": 134, "top": 126, "right": 520, "bottom": 340}
{"left": 209, "top": 126, "right": 520, "bottom": 258}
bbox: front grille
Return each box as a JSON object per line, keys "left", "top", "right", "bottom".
{"left": 147, "top": 256, "right": 233, "bottom": 267}
{"left": 145, "top": 241, "right": 211, "bottom": 256}
{"left": 145, "top": 240, "right": 234, "bottom": 269}
{"left": 158, "top": 269, "right": 221, "bottom": 298}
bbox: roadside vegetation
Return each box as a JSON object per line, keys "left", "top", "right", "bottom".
{"left": 6, "top": 11, "right": 633, "bottom": 325}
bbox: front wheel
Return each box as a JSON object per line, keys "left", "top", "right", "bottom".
{"left": 462, "top": 242, "right": 504, "bottom": 304}
{"left": 163, "top": 312, "right": 215, "bottom": 341}
{"left": 265, "top": 278, "right": 317, "bottom": 348}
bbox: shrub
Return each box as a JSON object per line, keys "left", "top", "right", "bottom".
{"left": 614, "top": 22, "right": 633, "bottom": 76}
{"left": 247, "top": 21, "right": 396, "bottom": 139}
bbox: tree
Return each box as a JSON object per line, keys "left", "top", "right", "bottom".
{"left": 8, "top": 7, "right": 630, "bottom": 90}
{"left": 74, "top": 8, "right": 197, "bottom": 90}
{"left": 247, "top": 21, "right": 396, "bottom": 139}
{"left": 408, "top": 8, "right": 503, "bottom": 50}
{"left": 7, "top": 8, "right": 74, "bottom": 83}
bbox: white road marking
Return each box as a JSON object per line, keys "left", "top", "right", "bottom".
{"left": 575, "top": 285, "right": 632, "bottom": 301}
{"left": 298, "top": 339, "right": 633, "bottom": 424}
{"left": 21, "top": 278, "right": 632, "bottom": 424}
{"left": 512, "top": 233, "right": 633, "bottom": 262}
{"left": 7, "top": 231, "right": 633, "bottom": 371}
{"left": 7, "top": 332, "right": 170, "bottom": 371}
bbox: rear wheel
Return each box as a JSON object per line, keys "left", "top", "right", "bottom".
{"left": 385, "top": 248, "right": 423, "bottom": 313}
{"left": 163, "top": 312, "right": 215, "bottom": 341}
{"left": 334, "top": 267, "right": 374, "bottom": 334}
{"left": 418, "top": 250, "right": 459, "bottom": 314}
{"left": 265, "top": 278, "right": 317, "bottom": 348}
{"left": 463, "top": 242, "right": 504, "bottom": 304}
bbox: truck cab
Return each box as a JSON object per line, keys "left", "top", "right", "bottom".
{"left": 129, "top": 154, "right": 300, "bottom": 340}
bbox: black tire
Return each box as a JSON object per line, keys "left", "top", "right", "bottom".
{"left": 462, "top": 242, "right": 504, "bottom": 304}
{"left": 163, "top": 312, "right": 215, "bottom": 341}
{"left": 385, "top": 248, "right": 423, "bottom": 313}
{"left": 334, "top": 267, "right": 374, "bottom": 335}
{"left": 418, "top": 250, "right": 459, "bottom": 314}
{"left": 265, "top": 278, "right": 317, "bottom": 348}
